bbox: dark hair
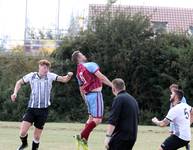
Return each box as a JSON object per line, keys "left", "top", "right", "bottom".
{"left": 112, "top": 78, "right": 126, "bottom": 91}
{"left": 173, "top": 89, "right": 184, "bottom": 101}
{"left": 71, "top": 50, "right": 81, "bottom": 63}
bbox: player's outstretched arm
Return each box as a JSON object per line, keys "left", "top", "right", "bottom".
{"left": 56, "top": 72, "right": 73, "bottom": 83}
{"left": 152, "top": 117, "right": 170, "bottom": 127}
{"left": 95, "top": 71, "right": 112, "bottom": 87}
{"left": 11, "top": 79, "right": 25, "bottom": 102}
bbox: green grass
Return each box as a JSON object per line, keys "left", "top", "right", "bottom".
{"left": 0, "top": 122, "right": 192, "bottom": 150}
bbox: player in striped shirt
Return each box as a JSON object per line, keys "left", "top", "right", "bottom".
{"left": 72, "top": 51, "right": 112, "bottom": 149}
{"left": 11, "top": 59, "right": 73, "bottom": 150}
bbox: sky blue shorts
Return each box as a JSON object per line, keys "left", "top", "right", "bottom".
{"left": 85, "top": 92, "right": 104, "bottom": 118}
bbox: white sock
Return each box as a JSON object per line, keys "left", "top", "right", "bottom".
{"left": 20, "top": 134, "right": 27, "bottom": 138}
{"left": 33, "top": 139, "right": 39, "bottom": 144}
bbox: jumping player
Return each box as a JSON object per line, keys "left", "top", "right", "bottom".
{"left": 11, "top": 59, "right": 73, "bottom": 150}
{"left": 71, "top": 51, "right": 112, "bottom": 148}
{"left": 152, "top": 89, "right": 193, "bottom": 150}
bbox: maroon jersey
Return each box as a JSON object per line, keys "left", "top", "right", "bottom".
{"left": 76, "top": 62, "right": 102, "bottom": 94}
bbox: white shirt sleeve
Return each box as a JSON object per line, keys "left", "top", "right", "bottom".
{"left": 22, "top": 72, "right": 34, "bottom": 83}
{"left": 166, "top": 108, "right": 177, "bottom": 122}
{"left": 48, "top": 72, "right": 59, "bottom": 81}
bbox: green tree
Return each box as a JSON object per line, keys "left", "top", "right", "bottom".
{"left": 1, "top": 12, "right": 193, "bottom": 124}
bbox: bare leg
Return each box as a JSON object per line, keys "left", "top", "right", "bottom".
{"left": 32, "top": 128, "right": 43, "bottom": 150}
{"left": 17, "top": 121, "right": 32, "bottom": 150}
{"left": 93, "top": 117, "right": 102, "bottom": 125}
{"left": 19, "top": 121, "right": 32, "bottom": 137}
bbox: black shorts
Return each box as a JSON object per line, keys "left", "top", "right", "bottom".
{"left": 161, "top": 135, "right": 189, "bottom": 150}
{"left": 22, "top": 108, "right": 48, "bottom": 129}
{"left": 109, "top": 135, "right": 136, "bottom": 150}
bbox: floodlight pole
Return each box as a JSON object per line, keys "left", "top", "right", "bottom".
{"left": 57, "top": 0, "right": 60, "bottom": 40}
{"left": 24, "top": 0, "right": 28, "bottom": 41}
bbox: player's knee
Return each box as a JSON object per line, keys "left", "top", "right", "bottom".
{"left": 93, "top": 118, "right": 102, "bottom": 125}
{"left": 89, "top": 115, "right": 93, "bottom": 121}
{"left": 87, "top": 116, "right": 93, "bottom": 123}
{"left": 20, "top": 130, "right": 27, "bottom": 137}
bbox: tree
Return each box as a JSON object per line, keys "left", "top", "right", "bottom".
{"left": 1, "top": 12, "right": 193, "bottom": 124}
{"left": 52, "top": 12, "right": 193, "bottom": 124}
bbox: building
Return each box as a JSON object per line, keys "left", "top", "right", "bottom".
{"left": 89, "top": 4, "right": 193, "bottom": 34}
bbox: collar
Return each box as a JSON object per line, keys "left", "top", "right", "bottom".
{"left": 117, "top": 90, "right": 126, "bottom": 95}
{"left": 37, "top": 73, "right": 41, "bottom": 79}
{"left": 177, "top": 101, "right": 181, "bottom": 104}
{"left": 78, "top": 62, "right": 85, "bottom": 66}
{"left": 172, "top": 101, "right": 181, "bottom": 107}
{"left": 37, "top": 73, "right": 47, "bottom": 79}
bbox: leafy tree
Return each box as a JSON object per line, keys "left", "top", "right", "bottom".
{"left": 1, "top": 12, "right": 193, "bottom": 125}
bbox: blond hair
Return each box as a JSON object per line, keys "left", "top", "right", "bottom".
{"left": 169, "top": 84, "right": 179, "bottom": 90}
{"left": 71, "top": 50, "right": 81, "bottom": 63}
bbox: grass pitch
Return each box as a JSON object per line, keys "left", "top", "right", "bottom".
{"left": 0, "top": 122, "right": 192, "bottom": 150}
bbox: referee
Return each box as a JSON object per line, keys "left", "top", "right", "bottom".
{"left": 105, "top": 78, "right": 139, "bottom": 150}
{"left": 11, "top": 59, "right": 73, "bottom": 150}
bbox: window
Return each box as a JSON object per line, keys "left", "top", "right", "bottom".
{"left": 189, "top": 26, "right": 193, "bottom": 34}
{"left": 151, "top": 21, "right": 167, "bottom": 33}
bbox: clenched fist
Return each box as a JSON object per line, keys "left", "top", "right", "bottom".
{"left": 11, "top": 93, "right": 17, "bottom": 102}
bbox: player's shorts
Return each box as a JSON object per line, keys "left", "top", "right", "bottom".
{"left": 22, "top": 108, "right": 48, "bottom": 129}
{"left": 161, "top": 134, "right": 189, "bottom": 150}
{"left": 85, "top": 91, "right": 104, "bottom": 118}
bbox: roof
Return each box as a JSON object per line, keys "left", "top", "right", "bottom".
{"left": 89, "top": 4, "right": 193, "bottom": 33}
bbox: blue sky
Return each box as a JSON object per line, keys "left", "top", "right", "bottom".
{"left": 0, "top": 0, "right": 193, "bottom": 40}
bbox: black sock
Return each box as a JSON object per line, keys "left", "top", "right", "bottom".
{"left": 186, "top": 143, "right": 190, "bottom": 150}
{"left": 20, "top": 134, "right": 28, "bottom": 146}
{"left": 32, "top": 141, "right": 39, "bottom": 150}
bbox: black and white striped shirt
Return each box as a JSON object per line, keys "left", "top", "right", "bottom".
{"left": 23, "top": 72, "right": 58, "bottom": 108}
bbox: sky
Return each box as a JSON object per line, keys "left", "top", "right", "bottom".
{"left": 0, "top": 0, "right": 193, "bottom": 40}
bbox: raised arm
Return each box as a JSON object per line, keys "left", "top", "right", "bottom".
{"left": 95, "top": 70, "right": 112, "bottom": 88}
{"left": 152, "top": 117, "right": 170, "bottom": 127}
{"left": 11, "top": 79, "right": 25, "bottom": 102}
{"left": 56, "top": 72, "right": 73, "bottom": 83}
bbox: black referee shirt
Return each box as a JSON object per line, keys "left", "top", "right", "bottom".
{"left": 108, "top": 90, "right": 139, "bottom": 141}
